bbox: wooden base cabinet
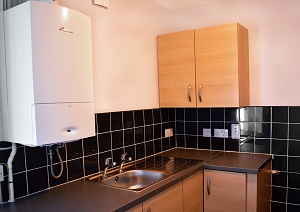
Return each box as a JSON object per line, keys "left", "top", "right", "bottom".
{"left": 127, "top": 171, "right": 203, "bottom": 212}
{"left": 183, "top": 171, "right": 203, "bottom": 212}
{"left": 143, "top": 182, "right": 183, "bottom": 212}
{"left": 204, "top": 162, "right": 271, "bottom": 212}
{"left": 158, "top": 23, "right": 249, "bottom": 108}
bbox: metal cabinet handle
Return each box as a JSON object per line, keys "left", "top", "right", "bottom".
{"left": 147, "top": 208, "right": 151, "bottom": 212}
{"left": 198, "top": 85, "right": 202, "bottom": 102}
{"left": 188, "top": 85, "right": 192, "bottom": 102}
{"left": 59, "top": 27, "right": 73, "bottom": 33}
{"left": 207, "top": 176, "right": 210, "bottom": 195}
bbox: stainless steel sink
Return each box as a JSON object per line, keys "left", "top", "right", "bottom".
{"left": 100, "top": 170, "right": 168, "bottom": 191}
{"left": 86, "top": 156, "right": 202, "bottom": 192}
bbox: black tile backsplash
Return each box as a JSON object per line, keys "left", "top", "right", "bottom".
{"left": 27, "top": 167, "right": 48, "bottom": 194}
{"left": 67, "top": 158, "right": 84, "bottom": 181}
{"left": 272, "top": 139, "right": 288, "bottom": 156}
{"left": 272, "top": 171, "right": 287, "bottom": 187}
{"left": 25, "top": 146, "right": 47, "bottom": 170}
{"left": 272, "top": 123, "right": 288, "bottom": 139}
{"left": 111, "top": 130, "right": 123, "bottom": 149}
{"left": 98, "top": 132, "right": 111, "bottom": 152}
{"left": 272, "top": 107, "right": 288, "bottom": 123}
{"left": 173, "top": 106, "right": 300, "bottom": 211}
{"left": 97, "top": 113, "right": 110, "bottom": 133}
{"left": 84, "top": 155, "right": 99, "bottom": 176}
{"left": 83, "top": 136, "right": 98, "bottom": 156}
{"left": 123, "top": 111, "right": 134, "bottom": 129}
{"left": 289, "top": 124, "right": 300, "bottom": 140}
{"left": 0, "top": 109, "right": 172, "bottom": 204}
{"left": 111, "top": 112, "right": 123, "bottom": 131}
{"left": 225, "top": 108, "right": 239, "bottom": 122}
{"left": 49, "top": 162, "right": 68, "bottom": 187}
{"left": 134, "top": 110, "right": 144, "bottom": 127}
{"left": 2, "top": 106, "right": 300, "bottom": 210}
{"left": 288, "top": 188, "right": 300, "bottom": 205}
{"left": 289, "top": 107, "right": 300, "bottom": 123}
{"left": 144, "top": 109, "right": 153, "bottom": 125}
{"left": 197, "top": 108, "right": 210, "bottom": 121}
{"left": 211, "top": 108, "right": 224, "bottom": 121}
{"left": 185, "top": 108, "right": 197, "bottom": 121}
{"left": 272, "top": 201, "right": 287, "bottom": 212}
{"left": 272, "top": 186, "right": 287, "bottom": 202}
{"left": 66, "top": 140, "right": 83, "bottom": 160}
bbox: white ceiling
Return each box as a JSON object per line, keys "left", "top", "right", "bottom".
{"left": 146, "top": 0, "right": 227, "bottom": 12}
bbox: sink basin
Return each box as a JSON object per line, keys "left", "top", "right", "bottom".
{"left": 100, "top": 170, "right": 168, "bottom": 191}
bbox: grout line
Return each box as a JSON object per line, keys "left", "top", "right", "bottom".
{"left": 209, "top": 108, "right": 212, "bottom": 150}
{"left": 45, "top": 146, "right": 50, "bottom": 189}
{"left": 270, "top": 107, "right": 273, "bottom": 155}
{"left": 183, "top": 108, "right": 186, "bottom": 148}
{"left": 286, "top": 106, "right": 290, "bottom": 210}
{"left": 196, "top": 108, "right": 199, "bottom": 149}
{"left": 223, "top": 108, "right": 225, "bottom": 151}
{"left": 23, "top": 147, "right": 29, "bottom": 196}
{"left": 82, "top": 139, "right": 86, "bottom": 177}
{"left": 65, "top": 142, "right": 69, "bottom": 182}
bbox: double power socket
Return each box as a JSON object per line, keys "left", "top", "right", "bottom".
{"left": 203, "top": 124, "right": 240, "bottom": 139}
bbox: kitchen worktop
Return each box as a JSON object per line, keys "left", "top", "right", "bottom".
{"left": 160, "top": 148, "right": 272, "bottom": 174}
{"left": 0, "top": 148, "right": 272, "bottom": 212}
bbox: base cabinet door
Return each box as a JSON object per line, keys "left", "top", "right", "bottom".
{"left": 183, "top": 171, "right": 203, "bottom": 212}
{"left": 204, "top": 169, "right": 246, "bottom": 212}
{"left": 143, "top": 182, "right": 183, "bottom": 212}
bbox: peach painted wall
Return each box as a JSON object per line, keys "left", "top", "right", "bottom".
{"left": 172, "top": 0, "right": 300, "bottom": 106}
{"left": 59, "top": 0, "right": 172, "bottom": 112}
{"left": 0, "top": 2, "right": 4, "bottom": 140}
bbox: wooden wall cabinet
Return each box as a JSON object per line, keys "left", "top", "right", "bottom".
{"left": 204, "top": 162, "right": 271, "bottom": 212}
{"left": 158, "top": 23, "right": 249, "bottom": 108}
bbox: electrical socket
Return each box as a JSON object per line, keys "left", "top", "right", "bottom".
{"left": 203, "top": 129, "right": 211, "bottom": 137}
{"left": 165, "top": 128, "right": 173, "bottom": 138}
{"left": 214, "top": 129, "right": 228, "bottom": 138}
{"left": 231, "top": 124, "right": 240, "bottom": 139}
{"left": 0, "top": 165, "right": 4, "bottom": 182}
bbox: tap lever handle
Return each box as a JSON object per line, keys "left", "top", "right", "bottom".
{"left": 104, "top": 157, "right": 115, "bottom": 166}
{"left": 121, "top": 153, "right": 127, "bottom": 161}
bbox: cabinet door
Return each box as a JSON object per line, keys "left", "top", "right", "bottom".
{"left": 204, "top": 169, "right": 246, "bottom": 212}
{"left": 183, "top": 171, "right": 203, "bottom": 212}
{"left": 31, "top": 2, "right": 93, "bottom": 104}
{"left": 158, "top": 30, "right": 196, "bottom": 108}
{"left": 195, "top": 23, "right": 249, "bottom": 107}
{"left": 143, "top": 182, "right": 183, "bottom": 212}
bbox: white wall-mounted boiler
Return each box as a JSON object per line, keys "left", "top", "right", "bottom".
{"left": 1, "top": 1, "right": 95, "bottom": 146}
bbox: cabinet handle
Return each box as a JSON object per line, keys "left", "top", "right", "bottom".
{"left": 147, "top": 208, "right": 151, "bottom": 212}
{"left": 198, "top": 85, "right": 202, "bottom": 102}
{"left": 188, "top": 85, "right": 192, "bottom": 102}
{"left": 207, "top": 176, "right": 210, "bottom": 195}
{"left": 59, "top": 27, "right": 73, "bottom": 33}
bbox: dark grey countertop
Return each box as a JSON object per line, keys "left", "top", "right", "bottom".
{"left": 204, "top": 151, "right": 272, "bottom": 174}
{"left": 160, "top": 148, "right": 272, "bottom": 174}
{"left": 0, "top": 148, "right": 272, "bottom": 211}
{"left": 158, "top": 148, "right": 224, "bottom": 162}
